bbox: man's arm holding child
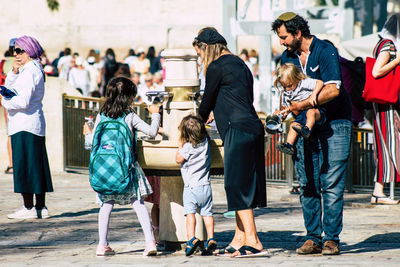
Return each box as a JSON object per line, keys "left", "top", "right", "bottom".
{"left": 309, "top": 79, "right": 324, "bottom": 107}
{"left": 290, "top": 83, "right": 339, "bottom": 115}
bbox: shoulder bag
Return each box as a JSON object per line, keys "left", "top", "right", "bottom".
{"left": 362, "top": 39, "right": 400, "bottom": 104}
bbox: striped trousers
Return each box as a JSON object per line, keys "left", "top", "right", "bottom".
{"left": 372, "top": 103, "right": 400, "bottom": 183}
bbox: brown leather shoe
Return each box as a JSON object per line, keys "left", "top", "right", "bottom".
{"left": 322, "top": 240, "right": 340, "bottom": 255}
{"left": 296, "top": 240, "right": 322, "bottom": 254}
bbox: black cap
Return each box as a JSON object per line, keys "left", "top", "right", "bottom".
{"left": 195, "top": 29, "right": 227, "bottom": 45}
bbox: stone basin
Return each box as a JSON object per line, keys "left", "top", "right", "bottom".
{"left": 136, "top": 135, "right": 270, "bottom": 175}
{"left": 136, "top": 138, "right": 224, "bottom": 175}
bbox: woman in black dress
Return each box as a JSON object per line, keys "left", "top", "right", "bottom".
{"left": 194, "top": 28, "right": 267, "bottom": 257}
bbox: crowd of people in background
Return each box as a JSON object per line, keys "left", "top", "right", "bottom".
{"left": 28, "top": 46, "right": 168, "bottom": 104}
{"left": 3, "top": 44, "right": 262, "bottom": 105}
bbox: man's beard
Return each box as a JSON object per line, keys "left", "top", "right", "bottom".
{"left": 287, "top": 37, "right": 302, "bottom": 52}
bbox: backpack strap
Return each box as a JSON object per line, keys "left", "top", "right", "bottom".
{"left": 98, "top": 113, "right": 134, "bottom": 157}
{"left": 373, "top": 39, "right": 392, "bottom": 59}
{"left": 132, "top": 128, "right": 137, "bottom": 162}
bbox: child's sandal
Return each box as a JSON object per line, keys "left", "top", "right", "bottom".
{"left": 202, "top": 238, "right": 217, "bottom": 255}
{"left": 276, "top": 142, "right": 295, "bottom": 155}
{"left": 185, "top": 237, "right": 200, "bottom": 256}
{"left": 292, "top": 125, "right": 311, "bottom": 139}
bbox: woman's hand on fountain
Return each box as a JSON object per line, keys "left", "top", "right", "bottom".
{"left": 147, "top": 104, "right": 160, "bottom": 114}
{"left": 206, "top": 112, "right": 214, "bottom": 124}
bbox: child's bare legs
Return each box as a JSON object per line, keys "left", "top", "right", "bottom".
{"left": 277, "top": 122, "right": 299, "bottom": 155}
{"left": 291, "top": 108, "right": 321, "bottom": 140}
{"left": 286, "top": 122, "right": 301, "bottom": 146}
{"left": 305, "top": 108, "right": 321, "bottom": 131}
{"left": 186, "top": 213, "right": 196, "bottom": 240}
{"left": 202, "top": 216, "right": 214, "bottom": 239}
{"left": 98, "top": 200, "right": 114, "bottom": 246}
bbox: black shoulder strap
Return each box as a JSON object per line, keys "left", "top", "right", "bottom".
{"left": 373, "top": 39, "right": 392, "bottom": 59}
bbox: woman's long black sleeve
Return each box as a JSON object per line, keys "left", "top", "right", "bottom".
{"left": 199, "top": 63, "right": 222, "bottom": 122}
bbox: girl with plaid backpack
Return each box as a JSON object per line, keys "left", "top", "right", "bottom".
{"left": 84, "top": 77, "right": 160, "bottom": 257}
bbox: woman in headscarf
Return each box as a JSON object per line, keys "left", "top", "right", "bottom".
{"left": 1, "top": 35, "right": 53, "bottom": 219}
{"left": 194, "top": 28, "right": 267, "bottom": 257}
{"left": 370, "top": 13, "right": 400, "bottom": 205}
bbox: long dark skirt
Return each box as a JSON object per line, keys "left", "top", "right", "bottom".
{"left": 224, "top": 127, "right": 267, "bottom": 211}
{"left": 11, "top": 131, "right": 53, "bottom": 194}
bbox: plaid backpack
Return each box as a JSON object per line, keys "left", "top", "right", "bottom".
{"left": 89, "top": 114, "right": 136, "bottom": 195}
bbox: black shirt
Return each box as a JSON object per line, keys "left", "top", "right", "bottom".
{"left": 199, "top": 54, "right": 264, "bottom": 141}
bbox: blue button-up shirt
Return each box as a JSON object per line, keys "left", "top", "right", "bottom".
{"left": 280, "top": 36, "right": 352, "bottom": 122}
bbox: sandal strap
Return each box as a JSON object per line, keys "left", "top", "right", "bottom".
{"left": 187, "top": 236, "right": 198, "bottom": 247}
{"left": 219, "top": 245, "right": 237, "bottom": 254}
{"left": 238, "top": 245, "right": 261, "bottom": 255}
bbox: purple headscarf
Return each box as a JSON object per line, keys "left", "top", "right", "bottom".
{"left": 15, "top": 35, "right": 44, "bottom": 59}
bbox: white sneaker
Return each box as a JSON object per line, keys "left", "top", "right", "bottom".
{"left": 37, "top": 207, "right": 50, "bottom": 219}
{"left": 8, "top": 206, "right": 38, "bottom": 219}
{"left": 143, "top": 241, "right": 157, "bottom": 257}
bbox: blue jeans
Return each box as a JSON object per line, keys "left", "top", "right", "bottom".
{"left": 294, "top": 119, "right": 352, "bottom": 246}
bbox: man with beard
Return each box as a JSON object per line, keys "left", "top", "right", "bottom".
{"left": 271, "top": 12, "right": 352, "bottom": 255}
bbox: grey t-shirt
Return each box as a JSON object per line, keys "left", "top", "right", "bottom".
{"left": 179, "top": 137, "right": 211, "bottom": 188}
{"left": 281, "top": 77, "right": 317, "bottom": 107}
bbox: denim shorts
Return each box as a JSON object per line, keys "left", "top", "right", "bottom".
{"left": 183, "top": 184, "right": 213, "bottom": 216}
{"left": 294, "top": 108, "right": 326, "bottom": 126}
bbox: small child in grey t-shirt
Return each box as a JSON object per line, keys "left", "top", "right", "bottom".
{"left": 175, "top": 114, "right": 217, "bottom": 256}
{"left": 273, "top": 63, "right": 326, "bottom": 155}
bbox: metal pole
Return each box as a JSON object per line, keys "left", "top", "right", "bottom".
{"left": 390, "top": 180, "right": 395, "bottom": 200}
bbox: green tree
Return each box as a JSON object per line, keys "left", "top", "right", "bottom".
{"left": 47, "top": 0, "right": 59, "bottom": 11}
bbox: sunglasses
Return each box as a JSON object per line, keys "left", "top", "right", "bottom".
{"left": 14, "top": 48, "right": 25, "bottom": 55}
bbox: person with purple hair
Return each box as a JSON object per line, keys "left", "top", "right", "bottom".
{"left": 0, "top": 35, "right": 53, "bottom": 219}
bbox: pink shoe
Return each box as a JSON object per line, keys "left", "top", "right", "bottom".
{"left": 96, "top": 244, "right": 115, "bottom": 256}
{"left": 143, "top": 241, "right": 157, "bottom": 256}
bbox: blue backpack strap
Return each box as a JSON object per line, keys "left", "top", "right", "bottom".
{"left": 114, "top": 113, "right": 136, "bottom": 162}
{"left": 133, "top": 128, "right": 137, "bottom": 162}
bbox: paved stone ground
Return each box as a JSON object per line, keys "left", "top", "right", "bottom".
{"left": 0, "top": 172, "right": 399, "bottom": 266}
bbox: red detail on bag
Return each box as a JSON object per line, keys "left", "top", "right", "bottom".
{"left": 362, "top": 39, "right": 400, "bottom": 104}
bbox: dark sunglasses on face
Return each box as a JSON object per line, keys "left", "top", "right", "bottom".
{"left": 14, "top": 48, "right": 25, "bottom": 55}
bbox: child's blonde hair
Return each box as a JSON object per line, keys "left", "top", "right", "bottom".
{"left": 274, "top": 63, "right": 306, "bottom": 89}
{"left": 178, "top": 115, "right": 208, "bottom": 147}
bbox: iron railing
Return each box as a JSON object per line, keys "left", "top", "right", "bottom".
{"left": 63, "top": 94, "right": 397, "bottom": 194}
{"left": 62, "top": 94, "right": 147, "bottom": 171}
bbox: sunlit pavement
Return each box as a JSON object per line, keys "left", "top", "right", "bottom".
{"left": 0, "top": 172, "right": 399, "bottom": 266}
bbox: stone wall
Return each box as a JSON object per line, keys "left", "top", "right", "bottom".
{"left": 0, "top": 0, "right": 224, "bottom": 61}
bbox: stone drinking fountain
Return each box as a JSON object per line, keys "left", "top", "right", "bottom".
{"left": 136, "top": 49, "right": 224, "bottom": 244}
